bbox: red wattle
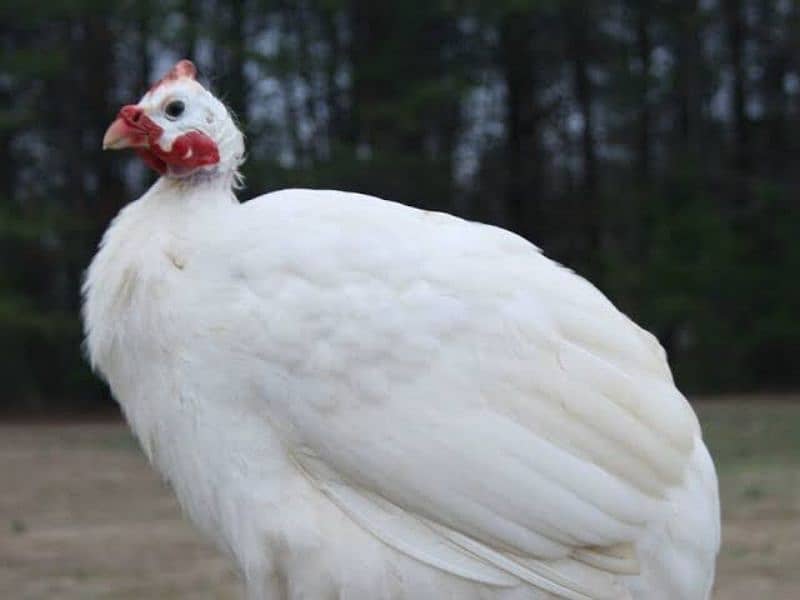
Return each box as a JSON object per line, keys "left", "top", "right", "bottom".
{"left": 137, "top": 131, "right": 220, "bottom": 175}
{"left": 158, "top": 131, "right": 220, "bottom": 168}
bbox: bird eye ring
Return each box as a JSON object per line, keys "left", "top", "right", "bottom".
{"left": 164, "top": 100, "right": 186, "bottom": 120}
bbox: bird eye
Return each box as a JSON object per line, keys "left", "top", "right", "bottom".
{"left": 164, "top": 100, "right": 186, "bottom": 119}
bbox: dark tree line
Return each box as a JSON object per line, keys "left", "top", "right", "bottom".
{"left": 1, "top": 0, "right": 798, "bottom": 411}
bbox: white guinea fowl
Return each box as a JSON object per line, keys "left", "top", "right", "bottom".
{"left": 83, "top": 60, "right": 720, "bottom": 600}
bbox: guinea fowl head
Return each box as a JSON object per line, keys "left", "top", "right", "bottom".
{"left": 102, "top": 59, "right": 244, "bottom": 187}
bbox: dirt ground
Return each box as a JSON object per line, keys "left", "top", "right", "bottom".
{"left": 1, "top": 398, "right": 798, "bottom": 599}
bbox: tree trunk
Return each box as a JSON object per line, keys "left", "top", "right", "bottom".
{"left": 635, "top": 2, "right": 652, "bottom": 182}
{"left": 348, "top": 1, "right": 393, "bottom": 151}
{"left": 321, "top": 5, "right": 345, "bottom": 146}
{"left": 225, "top": 0, "right": 248, "bottom": 129}
{"left": 676, "top": 0, "right": 703, "bottom": 154}
{"left": 722, "top": 0, "right": 750, "bottom": 173}
{"left": 565, "top": 4, "right": 600, "bottom": 280}
{"left": 136, "top": 0, "right": 152, "bottom": 93}
{"left": 499, "top": 11, "right": 540, "bottom": 238}
{"left": 759, "top": 0, "right": 789, "bottom": 175}
{"left": 181, "top": 0, "right": 198, "bottom": 61}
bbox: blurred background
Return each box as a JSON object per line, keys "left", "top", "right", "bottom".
{"left": 0, "top": 0, "right": 798, "bottom": 598}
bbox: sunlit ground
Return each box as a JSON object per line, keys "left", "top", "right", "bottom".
{"left": 1, "top": 398, "right": 798, "bottom": 599}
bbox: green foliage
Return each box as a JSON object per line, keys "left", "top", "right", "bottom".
{"left": 0, "top": 0, "right": 798, "bottom": 412}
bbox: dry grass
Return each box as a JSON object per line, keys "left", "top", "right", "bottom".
{"left": 1, "top": 397, "right": 798, "bottom": 599}
{"left": 0, "top": 424, "right": 240, "bottom": 599}
{"left": 696, "top": 399, "right": 800, "bottom": 599}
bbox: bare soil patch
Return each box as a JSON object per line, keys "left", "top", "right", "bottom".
{"left": 1, "top": 399, "right": 798, "bottom": 598}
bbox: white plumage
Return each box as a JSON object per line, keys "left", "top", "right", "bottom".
{"left": 84, "top": 61, "right": 720, "bottom": 599}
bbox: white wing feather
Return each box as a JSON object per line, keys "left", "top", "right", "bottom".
{"left": 219, "top": 189, "right": 704, "bottom": 597}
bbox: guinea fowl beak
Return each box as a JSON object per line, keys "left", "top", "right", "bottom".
{"left": 102, "top": 118, "right": 136, "bottom": 150}
{"left": 102, "top": 105, "right": 159, "bottom": 150}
